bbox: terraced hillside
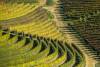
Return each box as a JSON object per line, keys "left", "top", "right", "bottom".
{"left": 0, "top": 0, "right": 99, "bottom": 67}
{"left": 0, "top": 0, "right": 39, "bottom": 20}
{"left": 57, "top": 0, "right": 100, "bottom": 61}
{"left": 0, "top": 29, "right": 86, "bottom": 67}
{"left": 0, "top": 0, "right": 65, "bottom": 41}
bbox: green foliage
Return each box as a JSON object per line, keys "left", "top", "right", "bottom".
{"left": 47, "top": 11, "right": 54, "bottom": 20}
{"left": 0, "top": 29, "right": 86, "bottom": 66}
{"left": 46, "top": 0, "right": 54, "bottom": 6}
